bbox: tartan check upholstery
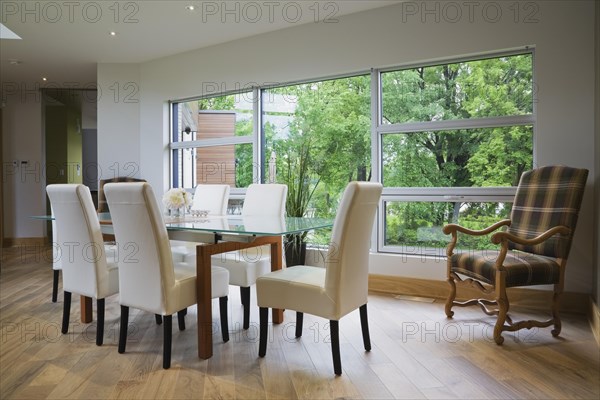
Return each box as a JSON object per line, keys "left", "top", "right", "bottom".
{"left": 449, "top": 166, "right": 587, "bottom": 288}
{"left": 507, "top": 166, "right": 588, "bottom": 259}
{"left": 97, "top": 177, "right": 146, "bottom": 213}
{"left": 450, "top": 250, "right": 560, "bottom": 287}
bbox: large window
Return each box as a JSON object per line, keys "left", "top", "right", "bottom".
{"left": 171, "top": 92, "right": 255, "bottom": 189}
{"left": 376, "top": 51, "right": 534, "bottom": 253}
{"left": 170, "top": 50, "right": 534, "bottom": 254}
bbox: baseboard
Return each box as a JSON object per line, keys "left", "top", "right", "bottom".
{"left": 590, "top": 298, "right": 600, "bottom": 346}
{"left": 2, "top": 237, "right": 48, "bottom": 248}
{"left": 368, "top": 274, "right": 589, "bottom": 315}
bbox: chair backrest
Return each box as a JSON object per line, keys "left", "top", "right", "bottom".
{"left": 242, "top": 184, "right": 288, "bottom": 217}
{"left": 46, "top": 184, "right": 111, "bottom": 298}
{"left": 97, "top": 176, "right": 146, "bottom": 213}
{"left": 191, "top": 184, "right": 230, "bottom": 215}
{"left": 508, "top": 166, "right": 588, "bottom": 259}
{"left": 104, "top": 182, "right": 175, "bottom": 314}
{"left": 324, "top": 182, "right": 382, "bottom": 317}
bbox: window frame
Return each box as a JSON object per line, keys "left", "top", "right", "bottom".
{"left": 372, "top": 48, "right": 536, "bottom": 253}
{"left": 168, "top": 47, "right": 535, "bottom": 257}
{"left": 169, "top": 88, "right": 260, "bottom": 195}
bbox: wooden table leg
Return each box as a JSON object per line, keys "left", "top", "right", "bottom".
{"left": 270, "top": 236, "right": 284, "bottom": 324}
{"left": 197, "top": 244, "right": 213, "bottom": 359}
{"left": 81, "top": 296, "right": 93, "bottom": 323}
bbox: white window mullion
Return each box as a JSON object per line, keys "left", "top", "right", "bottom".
{"left": 170, "top": 136, "right": 253, "bottom": 150}
{"left": 377, "top": 114, "right": 534, "bottom": 135}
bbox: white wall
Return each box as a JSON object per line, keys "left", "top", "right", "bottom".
{"left": 2, "top": 96, "right": 45, "bottom": 238}
{"left": 102, "top": 1, "right": 596, "bottom": 293}
{"left": 97, "top": 64, "right": 142, "bottom": 182}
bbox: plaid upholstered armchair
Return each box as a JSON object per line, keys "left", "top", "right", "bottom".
{"left": 97, "top": 177, "right": 146, "bottom": 213}
{"left": 442, "top": 166, "right": 588, "bottom": 344}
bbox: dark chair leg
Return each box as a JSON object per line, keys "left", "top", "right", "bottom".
{"left": 359, "top": 304, "right": 371, "bottom": 351}
{"left": 163, "top": 315, "right": 172, "bottom": 369}
{"left": 258, "top": 307, "right": 268, "bottom": 357}
{"left": 52, "top": 270, "right": 59, "bottom": 303}
{"left": 155, "top": 314, "right": 163, "bottom": 325}
{"left": 61, "top": 291, "right": 71, "bottom": 334}
{"left": 96, "top": 298, "right": 105, "bottom": 346}
{"left": 118, "top": 305, "right": 129, "bottom": 354}
{"left": 296, "top": 312, "right": 303, "bottom": 338}
{"left": 330, "top": 320, "right": 342, "bottom": 375}
{"left": 240, "top": 286, "right": 250, "bottom": 330}
{"left": 177, "top": 309, "right": 186, "bottom": 331}
{"left": 219, "top": 296, "right": 229, "bottom": 342}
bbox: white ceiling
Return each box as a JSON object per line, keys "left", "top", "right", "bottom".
{"left": 0, "top": 1, "right": 398, "bottom": 86}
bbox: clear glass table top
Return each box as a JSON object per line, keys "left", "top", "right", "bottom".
{"left": 32, "top": 213, "right": 334, "bottom": 236}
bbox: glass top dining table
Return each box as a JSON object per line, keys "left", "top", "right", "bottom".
{"left": 35, "top": 212, "right": 334, "bottom": 359}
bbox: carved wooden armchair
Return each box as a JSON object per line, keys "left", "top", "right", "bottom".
{"left": 442, "top": 166, "right": 588, "bottom": 344}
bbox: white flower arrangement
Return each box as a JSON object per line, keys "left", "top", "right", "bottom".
{"left": 162, "top": 188, "right": 192, "bottom": 211}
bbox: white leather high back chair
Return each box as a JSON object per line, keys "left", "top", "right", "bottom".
{"left": 104, "top": 182, "right": 230, "bottom": 369}
{"left": 46, "top": 184, "right": 119, "bottom": 346}
{"left": 242, "top": 183, "right": 287, "bottom": 216}
{"left": 170, "top": 184, "right": 231, "bottom": 256}
{"left": 191, "top": 184, "right": 230, "bottom": 215}
{"left": 50, "top": 206, "right": 61, "bottom": 303}
{"left": 256, "top": 181, "right": 382, "bottom": 375}
{"left": 211, "top": 183, "right": 287, "bottom": 330}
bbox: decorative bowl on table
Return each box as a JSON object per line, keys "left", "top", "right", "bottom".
{"left": 191, "top": 209, "right": 210, "bottom": 218}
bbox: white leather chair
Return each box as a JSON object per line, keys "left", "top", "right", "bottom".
{"left": 50, "top": 206, "right": 118, "bottom": 303}
{"left": 46, "top": 184, "right": 119, "bottom": 346}
{"left": 210, "top": 183, "right": 288, "bottom": 330}
{"left": 50, "top": 207, "right": 61, "bottom": 303}
{"left": 170, "top": 184, "right": 230, "bottom": 254}
{"left": 191, "top": 184, "right": 230, "bottom": 214}
{"left": 256, "top": 181, "right": 382, "bottom": 375}
{"left": 104, "top": 182, "right": 230, "bottom": 369}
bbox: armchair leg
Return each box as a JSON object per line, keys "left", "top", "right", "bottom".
{"left": 330, "top": 320, "right": 342, "bottom": 375}
{"left": 155, "top": 314, "right": 163, "bottom": 325}
{"left": 52, "top": 270, "right": 60, "bottom": 303}
{"left": 240, "top": 286, "right": 250, "bottom": 330}
{"left": 295, "top": 312, "right": 303, "bottom": 338}
{"left": 163, "top": 315, "right": 172, "bottom": 369}
{"left": 494, "top": 276, "right": 508, "bottom": 345}
{"left": 96, "top": 298, "right": 105, "bottom": 346}
{"left": 445, "top": 275, "right": 457, "bottom": 318}
{"left": 219, "top": 296, "right": 229, "bottom": 342}
{"left": 118, "top": 306, "right": 129, "bottom": 354}
{"left": 177, "top": 309, "right": 186, "bottom": 331}
{"left": 61, "top": 291, "right": 71, "bottom": 334}
{"left": 359, "top": 304, "right": 371, "bottom": 351}
{"left": 258, "top": 307, "right": 268, "bottom": 357}
{"left": 551, "top": 284, "right": 562, "bottom": 337}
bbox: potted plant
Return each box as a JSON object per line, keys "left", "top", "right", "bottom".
{"left": 280, "top": 138, "right": 320, "bottom": 266}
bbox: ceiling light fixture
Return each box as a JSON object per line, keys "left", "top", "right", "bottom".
{"left": 42, "top": 77, "right": 47, "bottom": 81}
{"left": 8, "top": 59, "right": 22, "bottom": 65}
{"left": 0, "top": 23, "right": 22, "bottom": 39}
{"left": 185, "top": 5, "right": 195, "bottom": 11}
{"left": 109, "top": 31, "right": 117, "bottom": 36}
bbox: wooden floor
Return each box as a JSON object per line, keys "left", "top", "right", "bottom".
{"left": 1, "top": 247, "right": 599, "bottom": 400}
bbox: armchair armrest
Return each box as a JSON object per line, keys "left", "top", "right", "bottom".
{"left": 443, "top": 219, "right": 511, "bottom": 236}
{"left": 443, "top": 219, "right": 511, "bottom": 257}
{"left": 491, "top": 225, "right": 570, "bottom": 246}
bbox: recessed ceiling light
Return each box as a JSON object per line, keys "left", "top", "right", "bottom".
{"left": 185, "top": 5, "right": 195, "bottom": 11}
{"left": 1, "top": 23, "right": 22, "bottom": 40}
{"left": 109, "top": 31, "right": 117, "bottom": 36}
{"left": 42, "top": 77, "right": 47, "bottom": 81}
